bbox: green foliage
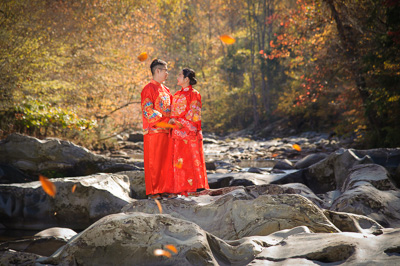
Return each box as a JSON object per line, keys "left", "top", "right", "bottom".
{"left": 5, "top": 97, "right": 97, "bottom": 139}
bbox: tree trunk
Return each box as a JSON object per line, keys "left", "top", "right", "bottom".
{"left": 324, "top": 0, "right": 381, "bottom": 132}
{"left": 247, "top": 0, "right": 260, "bottom": 127}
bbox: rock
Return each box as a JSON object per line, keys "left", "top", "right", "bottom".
{"left": 0, "top": 173, "right": 135, "bottom": 230}
{"left": 0, "top": 250, "right": 41, "bottom": 266}
{"left": 304, "top": 149, "right": 374, "bottom": 194}
{"left": 0, "top": 133, "right": 139, "bottom": 177}
{"left": 203, "top": 137, "right": 220, "bottom": 144}
{"left": 205, "top": 161, "right": 216, "bottom": 170}
{"left": 0, "top": 236, "right": 69, "bottom": 257}
{"left": 395, "top": 163, "right": 400, "bottom": 188}
{"left": 123, "top": 192, "right": 340, "bottom": 240}
{"left": 281, "top": 183, "right": 324, "bottom": 207}
{"left": 247, "top": 167, "right": 263, "bottom": 174}
{"left": 273, "top": 159, "right": 294, "bottom": 170}
{"left": 251, "top": 228, "right": 400, "bottom": 265}
{"left": 270, "top": 169, "right": 306, "bottom": 186}
{"left": 341, "top": 164, "right": 396, "bottom": 192}
{"left": 353, "top": 148, "right": 400, "bottom": 171}
{"left": 0, "top": 164, "right": 34, "bottom": 184}
{"left": 330, "top": 164, "right": 400, "bottom": 228}
{"left": 113, "top": 170, "right": 146, "bottom": 199}
{"left": 36, "top": 212, "right": 263, "bottom": 266}
{"left": 294, "top": 153, "right": 328, "bottom": 169}
{"left": 323, "top": 210, "right": 383, "bottom": 234}
{"left": 34, "top": 227, "right": 77, "bottom": 239}
{"left": 244, "top": 184, "right": 296, "bottom": 198}
{"left": 207, "top": 174, "right": 233, "bottom": 189}
{"left": 127, "top": 132, "right": 143, "bottom": 142}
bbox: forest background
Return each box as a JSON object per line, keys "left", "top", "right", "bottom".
{"left": 1, "top": 0, "right": 399, "bottom": 149}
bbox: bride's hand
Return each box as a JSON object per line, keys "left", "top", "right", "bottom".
{"left": 168, "top": 118, "right": 175, "bottom": 124}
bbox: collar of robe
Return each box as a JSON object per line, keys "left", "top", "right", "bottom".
{"left": 182, "top": 85, "right": 192, "bottom": 92}
{"left": 150, "top": 79, "right": 162, "bottom": 86}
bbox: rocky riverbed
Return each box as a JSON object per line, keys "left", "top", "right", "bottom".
{"left": 1, "top": 132, "right": 400, "bottom": 265}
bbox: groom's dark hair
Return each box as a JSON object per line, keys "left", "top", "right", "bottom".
{"left": 150, "top": 59, "right": 167, "bottom": 75}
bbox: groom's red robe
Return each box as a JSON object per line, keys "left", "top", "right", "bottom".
{"left": 141, "top": 79, "right": 174, "bottom": 195}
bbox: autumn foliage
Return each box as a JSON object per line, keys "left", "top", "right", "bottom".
{"left": 1, "top": 0, "right": 399, "bottom": 147}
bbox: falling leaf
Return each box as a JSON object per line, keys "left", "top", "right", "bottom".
{"left": 39, "top": 175, "right": 57, "bottom": 198}
{"left": 153, "top": 249, "right": 171, "bottom": 258}
{"left": 292, "top": 144, "right": 302, "bottom": 151}
{"left": 175, "top": 158, "right": 183, "bottom": 169}
{"left": 137, "top": 52, "right": 148, "bottom": 62}
{"left": 155, "top": 199, "right": 162, "bottom": 214}
{"left": 72, "top": 184, "right": 77, "bottom": 193}
{"left": 259, "top": 50, "right": 264, "bottom": 54}
{"left": 219, "top": 34, "right": 236, "bottom": 45}
{"left": 272, "top": 153, "right": 278, "bottom": 158}
{"left": 165, "top": 244, "right": 178, "bottom": 254}
{"left": 155, "top": 121, "right": 176, "bottom": 129}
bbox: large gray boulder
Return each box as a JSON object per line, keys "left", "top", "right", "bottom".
{"left": 305, "top": 149, "right": 374, "bottom": 194}
{"left": 0, "top": 173, "right": 135, "bottom": 230}
{"left": 294, "top": 153, "right": 328, "bottom": 169}
{"left": 251, "top": 228, "right": 400, "bottom": 265}
{"left": 330, "top": 164, "right": 400, "bottom": 228}
{"left": 36, "top": 212, "right": 262, "bottom": 266}
{"left": 0, "top": 133, "right": 138, "bottom": 178}
{"left": 123, "top": 191, "right": 340, "bottom": 240}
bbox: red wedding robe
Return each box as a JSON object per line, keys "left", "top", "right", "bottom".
{"left": 141, "top": 80, "right": 174, "bottom": 195}
{"left": 171, "top": 85, "right": 209, "bottom": 194}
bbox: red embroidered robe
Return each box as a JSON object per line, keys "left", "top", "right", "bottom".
{"left": 171, "top": 85, "right": 209, "bottom": 194}
{"left": 141, "top": 80, "right": 174, "bottom": 195}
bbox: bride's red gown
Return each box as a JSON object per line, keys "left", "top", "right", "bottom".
{"left": 171, "top": 85, "right": 209, "bottom": 194}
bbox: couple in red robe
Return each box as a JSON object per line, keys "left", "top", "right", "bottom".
{"left": 141, "top": 59, "right": 209, "bottom": 199}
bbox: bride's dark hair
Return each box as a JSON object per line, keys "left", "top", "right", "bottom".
{"left": 182, "top": 68, "right": 197, "bottom": 85}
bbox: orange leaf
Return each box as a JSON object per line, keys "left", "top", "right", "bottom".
{"left": 155, "top": 121, "right": 176, "bottom": 129}
{"left": 71, "top": 184, "right": 77, "bottom": 193}
{"left": 155, "top": 199, "right": 162, "bottom": 214}
{"left": 292, "top": 144, "right": 302, "bottom": 151}
{"left": 137, "top": 52, "right": 148, "bottom": 62}
{"left": 219, "top": 34, "right": 236, "bottom": 45}
{"left": 153, "top": 249, "right": 171, "bottom": 258}
{"left": 272, "top": 153, "right": 278, "bottom": 158}
{"left": 165, "top": 244, "right": 178, "bottom": 254}
{"left": 39, "top": 175, "right": 57, "bottom": 198}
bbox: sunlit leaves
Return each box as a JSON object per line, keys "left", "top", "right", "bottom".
{"left": 39, "top": 175, "right": 57, "bottom": 198}
{"left": 219, "top": 34, "right": 236, "bottom": 45}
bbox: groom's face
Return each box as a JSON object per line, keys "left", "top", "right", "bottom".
{"left": 157, "top": 66, "right": 168, "bottom": 82}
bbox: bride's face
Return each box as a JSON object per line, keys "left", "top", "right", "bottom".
{"left": 177, "top": 71, "right": 189, "bottom": 87}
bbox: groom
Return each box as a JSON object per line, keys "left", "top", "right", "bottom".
{"left": 141, "top": 59, "right": 174, "bottom": 199}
